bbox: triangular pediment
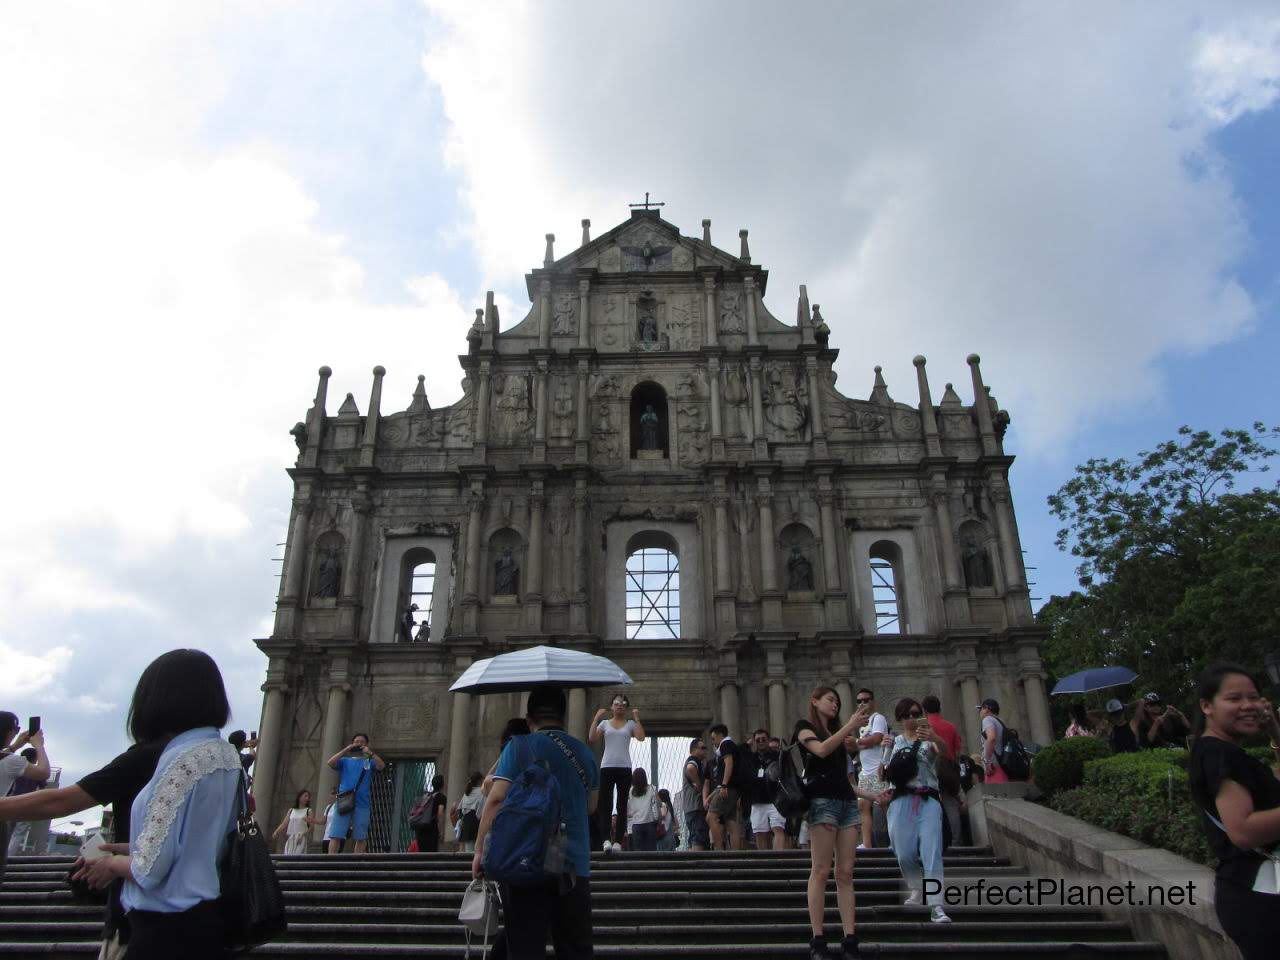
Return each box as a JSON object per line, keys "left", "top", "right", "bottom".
{"left": 545, "top": 211, "right": 745, "bottom": 275}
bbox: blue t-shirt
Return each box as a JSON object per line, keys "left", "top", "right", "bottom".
{"left": 337, "top": 755, "right": 374, "bottom": 808}
{"left": 494, "top": 729, "right": 600, "bottom": 877}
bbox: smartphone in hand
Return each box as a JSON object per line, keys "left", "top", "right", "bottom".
{"left": 27, "top": 716, "right": 39, "bottom": 736}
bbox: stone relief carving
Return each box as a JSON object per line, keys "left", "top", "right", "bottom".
{"left": 667, "top": 296, "right": 696, "bottom": 350}
{"left": 676, "top": 399, "right": 708, "bottom": 466}
{"left": 591, "top": 374, "right": 621, "bottom": 399}
{"left": 446, "top": 402, "right": 473, "bottom": 445}
{"left": 722, "top": 362, "right": 751, "bottom": 439}
{"left": 411, "top": 413, "right": 445, "bottom": 447}
{"left": 764, "top": 362, "right": 809, "bottom": 438}
{"left": 373, "top": 694, "right": 437, "bottom": 742}
{"left": 552, "top": 293, "right": 577, "bottom": 336}
{"left": 596, "top": 295, "right": 622, "bottom": 347}
{"left": 719, "top": 290, "right": 745, "bottom": 333}
{"left": 592, "top": 401, "right": 620, "bottom": 463}
{"left": 672, "top": 245, "right": 693, "bottom": 270}
{"left": 493, "top": 373, "right": 533, "bottom": 443}
{"left": 895, "top": 411, "right": 922, "bottom": 435}
{"left": 551, "top": 378, "right": 574, "bottom": 436}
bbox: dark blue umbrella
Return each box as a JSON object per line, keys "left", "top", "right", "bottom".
{"left": 1051, "top": 666, "right": 1138, "bottom": 696}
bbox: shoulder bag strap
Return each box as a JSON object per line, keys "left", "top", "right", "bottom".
{"left": 542, "top": 730, "right": 591, "bottom": 789}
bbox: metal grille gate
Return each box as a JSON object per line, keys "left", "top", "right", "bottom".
{"left": 367, "top": 759, "right": 437, "bottom": 852}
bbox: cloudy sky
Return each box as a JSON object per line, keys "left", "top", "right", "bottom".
{"left": 2, "top": 2, "right": 1277, "bottom": 825}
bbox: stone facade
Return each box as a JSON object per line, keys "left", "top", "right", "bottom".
{"left": 251, "top": 209, "right": 1054, "bottom": 832}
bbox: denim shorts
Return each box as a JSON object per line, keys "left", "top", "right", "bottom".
{"left": 807, "top": 797, "right": 860, "bottom": 830}
{"left": 326, "top": 803, "right": 371, "bottom": 841}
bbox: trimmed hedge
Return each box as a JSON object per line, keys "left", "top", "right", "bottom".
{"left": 1050, "top": 748, "right": 1213, "bottom": 865}
{"left": 1031, "top": 736, "right": 1112, "bottom": 797}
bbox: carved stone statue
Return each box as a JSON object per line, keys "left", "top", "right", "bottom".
{"left": 787, "top": 545, "right": 814, "bottom": 592}
{"left": 639, "top": 404, "right": 660, "bottom": 450}
{"left": 290, "top": 422, "right": 307, "bottom": 451}
{"left": 637, "top": 297, "right": 658, "bottom": 342}
{"left": 962, "top": 537, "right": 994, "bottom": 589}
{"left": 399, "top": 602, "right": 419, "bottom": 643}
{"left": 314, "top": 546, "right": 342, "bottom": 599}
{"left": 494, "top": 547, "right": 519, "bottom": 595}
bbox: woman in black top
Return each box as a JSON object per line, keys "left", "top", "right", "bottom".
{"left": 1187, "top": 662, "right": 1280, "bottom": 960}
{"left": 793, "top": 685, "right": 878, "bottom": 960}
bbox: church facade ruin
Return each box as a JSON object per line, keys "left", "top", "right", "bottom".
{"left": 252, "top": 207, "right": 1054, "bottom": 840}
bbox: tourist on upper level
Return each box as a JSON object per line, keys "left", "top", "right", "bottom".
{"left": 473, "top": 686, "right": 599, "bottom": 960}
{"left": 1104, "top": 699, "right": 1141, "bottom": 754}
{"left": 681, "top": 739, "right": 709, "bottom": 851}
{"left": 744, "top": 728, "right": 788, "bottom": 850}
{"left": 852, "top": 689, "right": 889, "bottom": 850}
{"left": 325, "top": 733, "right": 385, "bottom": 854}
{"left": 1135, "top": 692, "right": 1191, "bottom": 749}
{"left": 705, "top": 723, "right": 743, "bottom": 850}
{"left": 273, "top": 789, "right": 322, "bottom": 855}
{"left": 886, "top": 697, "right": 951, "bottom": 924}
{"left": 627, "top": 767, "right": 661, "bottom": 851}
{"left": 1188, "top": 662, "right": 1280, "bottom": 960}
{"left": 794, "top": 686, "right": 875, "bottom": 959}
{"left": 589, "top": 694, "right": 645, "bottom": 853}
{"left": 72, "top": 649, "right": 242, "bottom": 958}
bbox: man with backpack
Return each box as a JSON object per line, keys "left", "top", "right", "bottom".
{"left": 472, "top": 686, "right": 599, "bottom": 959}
{"left": 977, "top": 699, "right": 1031, "bottom": 783}
{"left": 682, "top": 738, "right": 710, "bottom": 850}
{"left": 408, "top": 773, "right": 448, "bottom": 852}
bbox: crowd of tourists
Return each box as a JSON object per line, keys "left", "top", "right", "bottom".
{"left": 0, "top": 654, "right": 1276, "bottom": 960}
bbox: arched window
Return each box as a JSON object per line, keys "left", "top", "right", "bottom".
{"left": 625, "top": 533, "right": 680, "bottom": 639}
{"left": 398, "top": 547, "right": 437, "bottom": 642}
{"left": 869, "top": 540, "right": 905, "bottom": 634}
{"left": 629, "top": 382, "right": 670, "bottom": 458}
{"left": 409, "top": 559, "right": 435, "bottom": 639}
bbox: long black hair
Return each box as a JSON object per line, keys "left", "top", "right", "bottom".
{"left": 631, "top": 766, "right": 649, "bottom": 798}
{"left": 1191, "top": 661, "right": 1264, "bottom": 739}
{"left": 127, "top": 649, "right": 230, "bottom": 743}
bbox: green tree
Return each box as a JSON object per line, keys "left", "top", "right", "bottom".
{"left": 1040, "top": 424, "right": 1280, "bottom": 701}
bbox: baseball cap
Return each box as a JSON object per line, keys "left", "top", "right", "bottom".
{"left": 1106, "top": 698, "right": 1124, "bottom": 713}
{"left": 978, "top": 698, "right": 1000, "bottom": 712}
{"left": 1143, "top": 692, "right": 1162, "bottom": 705}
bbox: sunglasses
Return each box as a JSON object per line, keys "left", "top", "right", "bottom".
{"left": 855, "top": 698, "right": 872, "bottom": 704}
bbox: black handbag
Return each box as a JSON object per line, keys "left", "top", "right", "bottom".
{"left": 220, "top": 770, "right": 287, "bottom": 949}
{"left": 335, "top": 766, "right": 367, "bottom": 816}
{"left": 884, "top": 741, "right": 923, "bottom": 789}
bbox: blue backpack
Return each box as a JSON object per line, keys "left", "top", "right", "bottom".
{"left": 483, "top": 733, "right": 587, "bottom": 886}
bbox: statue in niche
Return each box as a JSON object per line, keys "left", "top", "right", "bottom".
{"left": 637, "top": 296, "right": 658, "bottom": 343}
{"left": 764, "top": 364, "right": 808, "bottom": 436}
{"left": 719, "top": 291, "right": 744, "bottom": 333}
{"left": 314, "top": 546, "right": 342, "bottom": 599}
{"left": 399, "top": 602, "right": 419, "bottom": 643}
{"left": 787, "top": 545, "right": 814, "bottom": 592}
{"left": 494, "top": 548, "right": 519, "bottom": 595}
{"left": 639, "top": 405, "right": 661, "bottom": 450}
{"left": 551, "top": 379, "right": 574, "bottom": 434}
{"left": 722, "top": 363, "right": 750, "bottom": 438}
{"left": 552, "top": 294, "right": 576, "bottom": 335}
{"left": 962, "top": 536, "right": 995, "bottom": 589}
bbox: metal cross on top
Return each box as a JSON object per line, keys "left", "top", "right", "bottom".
{"left": 629, "top": 192, "right": 665, "bottom": 211}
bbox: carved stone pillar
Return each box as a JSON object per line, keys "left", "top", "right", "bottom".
{"left": 744, "top": 275, "right": 759, "bottom": 347}
{"left": 768, "top": 681, "right": 787, "bottom": 743}
{"left": 756, "top": 490, "right": 777, "bottom": 594}
{"left": 281, "top": 494, "right": 312, "bottom": 607}
{"left": 526, "top": 491, "right": 545, "bottom": 631}
{"left": 571, "top": 479, "right": 589, "bottom": 632}
{"left": 989, "top": 477, "right": 1031, "bottom": 624}
{"left": 313, "top": 662, "right": 350, "bottom": 840}
{"left": 959, "top": 674, "right": 981, "bottom": 753}
{"left": 475, "top": 361, "right": 491, "bottom": 447}
{"left": 577, "top": 278, "right": 591, "bottom": 350}
{"left": 446, "top": 685, "right": 472, "bottom": 811}
{"left": 574, "top": 361, "right": 590, "bottom": 462}
{"left": 538, "top": 279, "right": 552, "bottom": 350}
{"left": 340, "top": 494, "right": 370, "bottom": 601}
{"left": 463, "top": 488, "right": 484, "bottom": 604}
{"left": 712, "top": 494, "right": 732, "bottom": 595}
{"left": 702, "top": 273, "right": 718, "bottom": 347}
{"left": 707, "top": 357, "right": 723, "bottom": 438}
{"left": 567, "top": 688, "right": 587, "bottom": 740}
{"left": 835, "top": 680, "right": 855, "bottom": 725}
{"left": 251, "top": 678, "right": 287, "bottom": 830}
{"left": 718, "top": 682, "right": 741, "bottom": 741}
{"left": 534, "top": 359, "right": 548, "bottom": 443}
{"left": 1022, "top": 672, "right": 1054, "bottom": 746}
{"left": 748, "top": 356, "right": 765, "bottom": 445}
{"left": 818, "top": 490, "right": 841, "bottom": 592}
{"left": 805, "top": 356, "right": 824, "bottom": 439}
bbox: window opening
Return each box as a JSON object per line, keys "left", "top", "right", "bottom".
{"left": 625, "top": 547, "right": 680, "bottom": 639}
{"left": 409, "top": 560, "right": 435, "bottom": 639}
{"left": 870, "top": 558, "right": 901, "bottom": 633}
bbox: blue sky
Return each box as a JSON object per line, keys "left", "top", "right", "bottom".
{"left": 1, "top": 2, "right": 1276, "bottom": 827}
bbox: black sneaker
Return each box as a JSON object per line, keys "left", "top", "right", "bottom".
{"left": 809, "top": 937, "right": 830, "bottom": 960}
{"left": 839, "top": 934, "right": 860, "bottom": 957}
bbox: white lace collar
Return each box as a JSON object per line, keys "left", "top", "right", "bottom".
{"left": 132, "top": 738, "right": 241, "bottom": 878}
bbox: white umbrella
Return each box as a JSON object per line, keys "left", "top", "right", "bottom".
{"left": 448, "top": 645, "right": 634, "bottom": 694}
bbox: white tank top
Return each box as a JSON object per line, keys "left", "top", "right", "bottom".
{"left": 598, "top": 719, "right": 636, "bottom": 768}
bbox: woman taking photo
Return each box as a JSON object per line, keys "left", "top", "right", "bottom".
{"left": 793, "top": 686, "right": 874, "bottom": 960}
{"left": 1188, "top": 662, "right": 1280, "bottom": 960}
{"left": 589, "top": 694, "right": 645, "bottom": 852}
{"left": 885, "top": 698, "right": 950, "bottom": 924}
{"left": 73, "top": 648, "right": 242, "bottom": 958}
{"left": 273, "top": 789, "right": 322, "bottom": 855}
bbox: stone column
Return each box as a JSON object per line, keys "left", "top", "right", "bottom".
{"left": 358, "top": 365, "right": 384, "bottom": 469}
{"left": 538, "top": 279, "right": 552, "bottom": 350}
{"left": 959, "top": 675, "right": 982, "bottom": 753}
{"left": 990, "top": 482, "right": 1029, "bottom": 608}
{"left": 768, "top": 681, "right": 787, "bottom": 741}
{"left": 575, "top": 362, "right": 590, "bottom": 448}
{"left": 446, "top": 687, "right": 472, "bottom": 811}
{"left": 534, "top": 360, "right": 548, "bottom": 443}
{"left": 571, "top": 480, "right": 590, "bottom": 631}
{"left": 967, "top": 354, "right": 999, "bottom": 456}
{"left": 712, "top": 494, "right": 732, "bottom": 595}
{"left": 527, "top": 493, "right": 545, "bottom": 600}
{"left": 932, "top": 489, "right": 962, "bottom": 591}
{"left": 744, "top": 275, "right": 759, "bottom": 346}
{"left": 817, "top": 491, "right": 842, "bottom": 591}
{"left": 748, "top": 356, "right": 765, "bottom": 443}
{"left": 805, "top": 357, "right": 824, "bottom": 439}
{"left": 475, "top": 361, "right": 491, "bottom": 447}
{"left": 703, "top": 274, "right": 718, "bottom": 347}
{"left": 281, "top": 496, "right": 312, "bottom": 603}
{"left": 464, "top": 488, "right": 484, "bottom": 603}
{"left": 568, "top": 688, "right": 587, "bottom": 740}
{"left": 251, "top": 680, "right": 287, "bottom": 830}
{"left": 301, "top": 366, "right": 330, "bottom": 469}
{"left": 756, "top": 490, "right": 777, "bottom": 594}
{"left": 913, "top": 355, "right": 943, "bottom": 458}
{"left": 1022, "top": 673, "right": 1054, "bottom": 746}
{"left": 577, "top": 278, "right": 590, "bottom": 349}
{"left": 707, "top": 357, "right": 723, "bottom": 438}
{"left": 718, "top": 682, "right": 741, "bottom": 740}
{"left": 313, "top": 664, "right": 350, "bottom": 840}
{"left": 340, "top": 492, "right": 371, "bottom": 601}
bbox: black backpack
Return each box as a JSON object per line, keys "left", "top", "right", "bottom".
{"left": 770, "top": 741, "right": 812, "bottom": 817}
{"left": 995, "top": 719, "right": 1032, "bottom": 781}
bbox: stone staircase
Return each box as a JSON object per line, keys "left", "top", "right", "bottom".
{"left": 0, "top": 847, "right": 1167, "bottom": 958}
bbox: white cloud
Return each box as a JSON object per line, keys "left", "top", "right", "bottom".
{"left": 1194, "top": 16, "right": 1280, "bottom": 124}
{"left": 421, "top": 1, "right": 1267, "bottom": 452}
{"left": 0, "top": 643, "right": 74, "bottom": 698}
